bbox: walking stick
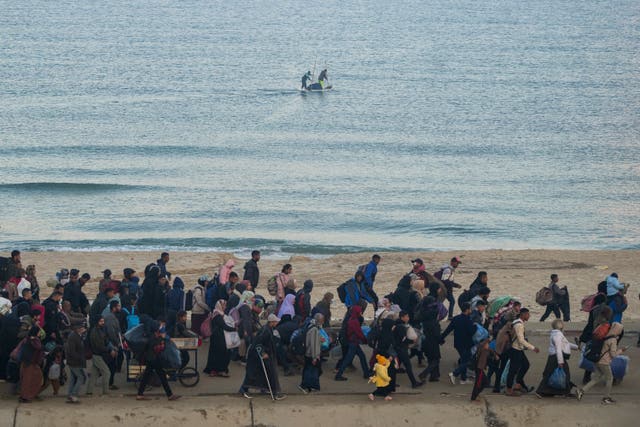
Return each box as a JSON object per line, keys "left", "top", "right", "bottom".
{"left": 255, "top": 345, "right": 275, "bottom": 401}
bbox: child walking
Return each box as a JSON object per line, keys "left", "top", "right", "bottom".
{"left": 368, "top": 354, "right": 393, "bottom": 401}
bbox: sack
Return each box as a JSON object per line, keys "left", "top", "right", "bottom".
{"left": 184, "top": 290, "right": 194, "bottom": 311}
{"left": 337, "top": 282, "right": 347, "bottom": 303}
{"left": 161, "top": 339, "right": 182, "bottom": 369}
{"left": 48, "top": 363, "right": 61, "bottom": 380}
{"left": 0, "top": 256, "right": 9, "bottom": 283}
{"left": 548, "top": 367, "right": 567, "bottom": 389}
{"left": 200, "top": 314, "right": 213, "bottom": 338}
{"left": 592, "top": 323, "right": 611, "bottom": 340}
{"left": 0, "top": 297, "right": 11, "bottom": 316}
{"left": 472, "top": 324, "right": 489, "bottom": 345}
{"left": 611, "top": 355, "right": 629, "bottom": 380}
{"left": 267, "top": 275, "right": 278, "bottom": 296}
{"left": 124, "top": 324, "right": 149, "bottom": 357}
{"left": 536, "top": 287, "right": 553, "bottom": 306}
{"left": 223, "top": 314, "right": 240, "bottom": 349}
{"left": 581, "top": 293, "right": 598, "bottom": 312}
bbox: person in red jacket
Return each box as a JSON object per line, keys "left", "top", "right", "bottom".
{"left": 335, "top": 305, "right": 371, "bottom": 381}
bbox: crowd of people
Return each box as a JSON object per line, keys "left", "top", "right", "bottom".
{"left": 0, "top": 249, "right": 634, "bottom": 405}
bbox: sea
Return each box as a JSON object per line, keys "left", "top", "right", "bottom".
{"left": 1, "top": 0, "right": 639, "bottom": 257}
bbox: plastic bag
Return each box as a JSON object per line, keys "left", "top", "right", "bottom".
{"left": 161, "top": 339, "right": 182, "bottom": 369}
{"left": 611, "top": 355, "right": 629, "bottom": 380}
{"left": 579, "top": 353, "right": 595, "bottom": 372}
{"left": 319, "top": 328, "right": 330, "bottom": 351}
{"left": 473, "top": 324, "right": 489, "bottom": 345}
{"left": 224, "top": 330, "right": 241, "bottom": 349}
{"left": 548, "top": 367, "right": 567, "bottom": 389}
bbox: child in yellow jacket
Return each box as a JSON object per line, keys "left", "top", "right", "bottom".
{"left": 368, "top": 354, "right": 393, "bottom": 401}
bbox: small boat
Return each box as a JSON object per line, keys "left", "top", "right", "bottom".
{"left": 304, "top": 82, "right": 333, "bottom": 92}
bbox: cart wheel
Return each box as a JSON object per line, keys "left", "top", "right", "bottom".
{"left": 178, "top": 367, "right": 200, "bottom": 387}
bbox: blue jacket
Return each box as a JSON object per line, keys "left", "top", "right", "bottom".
{"left": 344, "top": 278, "right": 372, "bottom": 308}
{"left": 441, "top": 313, "right": 475, "bottom": 351}
{"left": 364, "top": 261, "right": 378, "bottom": 288}
{"left": 606, "top": 275, "right": 624, "bottom": 297}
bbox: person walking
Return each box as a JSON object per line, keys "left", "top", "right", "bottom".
{"left": 335, "top": 305, "right": 371, "bottom": 381}
{"left": 441, "top": 302, "right": 476, "bottom": 385}
{"left": 393, "top": 310, "right": 424, "bottom": 388}
{"left": 577, "top": 322, "right": 626, "bottom": 404}
{"left": 299, "top": 313, "right": 324, "bottom": 393}
{"left": 535, "top": 319, "right": 578, "bottom": 397}
{"left": 505, "top": 308, "right": 540, "bottom": 396}
{"left": 136, "top": 321, "right": 181, "bottom": 401}
{"left": 243, "top": 250, "right": 261, "bottom": 290}
{"left": 64, "top": 324, "right": 87, "bottom": 403}
{"left": 87, "top": 316, "right": 114, "bottom": 396}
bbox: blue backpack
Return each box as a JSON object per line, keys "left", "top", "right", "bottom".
{"left": 123, "top": 307, "right": 140, "bottom": 331}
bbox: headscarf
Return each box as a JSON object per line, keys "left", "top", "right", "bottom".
{"left": 213, "top": 300, "right": 226, "bottom": 318}
{"left": 278, "top": 294, "right": 296, "bottom": 318}
{"left": 218, "top": 259, "right": 235, "bottom": 285}
{"left": 239, "top": 290, "right": 255, "bottom": 305}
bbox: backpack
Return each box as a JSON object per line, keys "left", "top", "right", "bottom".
{"left": 356, "top": 264, "right": 367, "bottom": 275}
{"left": 206, "top": 284, "right": 218, "bottom": 309}
{"left": 592, "top": 323, "right": 611, "bottom": 341}
{"left": 267, "top": 275, "right": 278, "bottom": 296}
{"left": 290, "top": 322, "right": 314, "bottom": 356}
{"left": 337, "top": 282, "right": 347, "bottom": 303}
{"left": 536, "top": 287, "right": 553, "bottom": 306}
{"left": 433, "top": 268, "right": 444, "bottom": 280}
{"left": 0, "top": 257, "right": 9, "bottom": 283}
{"left": 472, "top": 324, "right": 490, "bottom": 345}
{"left": 183, "top": 290, "right": 194, "bottom": 311}
{"left": 123, "top": 307, "right": 140, "bottom": 331}
{"left": 584, "top": 335, "right": 614, "bottom": 363}
{"left": 581, "top": 293, "right": 598, "bottom": 312}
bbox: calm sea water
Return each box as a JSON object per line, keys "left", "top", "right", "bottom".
{"left": 1, "top": 0, "right": 639, "bottom": 256}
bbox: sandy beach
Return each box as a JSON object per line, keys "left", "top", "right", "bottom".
{"left": 21, "top": 249, "right": 640, "bottom": 321}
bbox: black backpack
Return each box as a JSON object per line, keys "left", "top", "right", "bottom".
{"left": 290, "top": 322, "right": 314, "bottom": 355}
{"left": 184, "top": 289, "right": 194, "bottom": 311}
{"left": 584, "top": 335, "right": 614, "bottom": 363}
{"left": 0, "top": 257, "right": 10, "bottom": 283}
{"left": 337, "top": 282, "right": 347, "bottom": 303}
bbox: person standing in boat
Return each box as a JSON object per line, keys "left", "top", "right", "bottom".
{"left": 301, "top": 71, "right": 312, "bottom": 90}
{"left": 318, "top": 69, "right": 328, "bottom": 88}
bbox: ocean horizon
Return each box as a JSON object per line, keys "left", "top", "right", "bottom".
{"left": 1, "top": 0, "right": 639, "bottom": 255}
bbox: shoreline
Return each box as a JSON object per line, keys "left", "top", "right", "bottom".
{"left": 17, "top": 248, "right": 640, "bottom": 322}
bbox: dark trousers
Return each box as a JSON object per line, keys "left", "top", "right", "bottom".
{"left": 275, "top": 342, "right": 291, "bottom": 370}
{"left": 397, "top": 348, "right": 418, "bottom": 386}
{"left": 179, "top": 350, "right": 190, "bottom": 370}
{"left": 104, "top": 354, "right": 116, "bottom": 386}
{"left": 471, "top": 368, "right": 487, "bottom": 400}
{"left": 506, "top": 349, "right": 530, "bottom": 389}
{"left": 446, "top": 292, "right": 456, "bottom": 319}
{"left": 452, "top": 346, "right": 471, "bottom": 380}
{"left": 336, "top": 343, "right": 369, "bottom": 378}
{"left": 138, "top": 360, "right": 172, "bottom": 397}
{"left": 540, "top": 304, "right": 561, "bottom": 322}
{"left": 300, "top": 357, "right": 321, "bottom": 390}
